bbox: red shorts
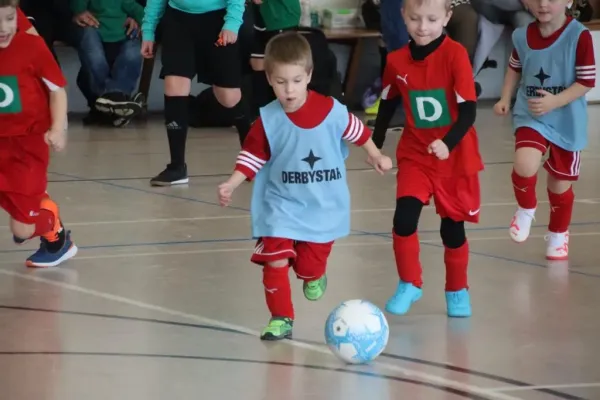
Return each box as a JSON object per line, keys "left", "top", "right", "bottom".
{"left": 0, "top": 134, "right": 49, "bottom": 224}
{"left": 515, "top": 127, "right": 581, "bottom": 181}
{"left": 396, "top": 160, "right": 481, "bottom": 223}
{"left": 251, "top": 237, "right": 334, "bottom": 280}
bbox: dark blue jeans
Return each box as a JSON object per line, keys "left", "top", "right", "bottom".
{"left": 380, "top": 0, "right": 409, "bottom": 51}
{"left": 75, "top": 27, "right": 142, "bottom": 104}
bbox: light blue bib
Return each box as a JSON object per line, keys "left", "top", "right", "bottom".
{"left": 250, "top": 98, "right": 351, "bottom": 243}
{"left": 512, "top": 20, "right": 588, "bottom": 151}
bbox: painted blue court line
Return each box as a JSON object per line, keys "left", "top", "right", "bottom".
{"left": 352, "top": 229, "right": 600, "bottom": 279}
{"left": 0, "top": 232, "right": 372, "bottom": 254}
{"left": 2, "top": 220, "right": 599, "bottom": 255}
{"left": 46, "top": 171, "right": 600, "bottom": 280}
{"left": 47, "top": 160, "right": 513, "bottom": 183}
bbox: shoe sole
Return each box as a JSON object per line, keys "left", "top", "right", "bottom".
{"left": 260, "top": 331, "right": 292, "bottom": 341}
{"left": 95, "top": 99, "right": 143, "bottom": 117}
{"left": 150, "top": 178, "right": 189, "bottom": 187}
{"left": 26, "top": 244, "right": 78, "bottom": 268}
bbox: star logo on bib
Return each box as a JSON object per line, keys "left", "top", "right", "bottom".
{"left": 302, "top": 150, "right": 321, "bottom": 170}
{"left": 534, "top": 68, "right": 550, "bottom": 86}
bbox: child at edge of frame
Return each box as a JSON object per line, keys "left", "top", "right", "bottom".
{"left": 0, "top": 0, "right": 78, "bottom": 268}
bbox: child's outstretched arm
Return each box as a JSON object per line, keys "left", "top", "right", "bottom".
{"left": 218, "top": 118, "right": 271, "bottom": 206}
{"left": 494, "top": 50, "right": 522, "bottom": 116}
{"left": 46, "top": 87, "right": 68, "bottom": 151}
{"left": 340, "top": 112, "right": 392, "bottom": 174}
{"left": 362, "top": 138, "right": 393, "bottom": 174}
{"left": 31, "top": 35, "right": 69, "bottom": 151}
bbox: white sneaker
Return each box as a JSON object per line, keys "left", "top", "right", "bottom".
{"left": 509, "top": 207, "right": 536, "bottom": 242}
{"left": 545, "top": 231, "right": 569, "bottom": 260}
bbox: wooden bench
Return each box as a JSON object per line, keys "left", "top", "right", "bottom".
{"left": 137, "top": 27, "right": 381, "bottom": 109}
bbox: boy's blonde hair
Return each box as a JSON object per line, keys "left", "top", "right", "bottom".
{"left": 264, "top": 31, "right": 313, "bottom": 75}
{"left": 405, "top": 0, "right": 452, "bottom": 11}
{"left": 0, "top": 0, "right": 19, "bottom": 7}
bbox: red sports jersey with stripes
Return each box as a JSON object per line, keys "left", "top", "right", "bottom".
{"left": 381, "top": 36, "right": 483, "bottom": 177}
{"left": 236, "top": 91, "right": 371, "bottom": 180}
{"left": 0, "top": 31, "right": 67, "bottom": 137}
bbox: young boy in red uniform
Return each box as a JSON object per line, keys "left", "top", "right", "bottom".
{"left": 494, "top": 0, "right": 595, "bottom": 260}
{"left": 218, "top": 32, "right": 392, "bottom": 340}
{"left": 371, "top": 0, "right": 482, "bottom": 317}
{"left": 0, "top": 0, "right": 77, "bottom": 267}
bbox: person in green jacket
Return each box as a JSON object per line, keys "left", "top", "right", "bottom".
{"left": 71, "top": 0, "right": 145, "bottom": 127}
{"left": 249, "top": 0, "right": 301, "bottom": 114}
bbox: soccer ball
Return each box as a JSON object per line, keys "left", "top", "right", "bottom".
{"left": 324, "top": 299, "right": 389, "bottom": 364}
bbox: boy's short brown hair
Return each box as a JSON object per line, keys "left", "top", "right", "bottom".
{"left": 264, "top": 31, "right": 313, "bottom": 75}
{"left": 405, "top": 0, "right": 451, "bottom": 11}
{"left": 0, "top": 0, "right": 19, "bottom": 7}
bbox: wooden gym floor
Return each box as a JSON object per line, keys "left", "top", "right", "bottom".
{"left": 0, "top": 106, "right": 599, "bottom": 400}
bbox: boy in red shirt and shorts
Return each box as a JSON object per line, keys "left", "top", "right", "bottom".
{"left": 371, "top": 0, "right": 482, "bottom": 318}
{"left": 0, "top": 0, "right": 77, "bottom": 267}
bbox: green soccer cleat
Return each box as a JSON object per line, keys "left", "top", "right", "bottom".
{"left": 303, "top": 274, "right": 327, "bottom": 301}
{"left": 260, "top": 317, "right": 293, "bottom": 341}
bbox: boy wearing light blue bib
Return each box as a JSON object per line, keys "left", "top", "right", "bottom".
{"left": 218, "top": 32, "right": 393, "bottom": 341}
{"left": 494, "top": 0, "right": 595, "bottom": 261}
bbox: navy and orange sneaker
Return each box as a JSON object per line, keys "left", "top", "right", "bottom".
{"left": 25, "top": 198, "right": 77, "bottom": 268}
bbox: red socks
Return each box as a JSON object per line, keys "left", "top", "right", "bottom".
{"left": 392, "top": 232, "right": 422, "bottom": 287}
{"left": 548, "top": 187, "right": 574, "bottom": 233}
{"left": 512, "top": 170, "right": 537, "bottom": 209}
{"left": 262, "top": 266, "right": 294, "bottom": 319}
{"left": 393, "top": 232, "right": 469, "bottom": 291}
{"left": 513, "top": 169, "right": 574, "bottom": 233}
{"left": 445, "top": 242, "right": 469, "bottom": 291}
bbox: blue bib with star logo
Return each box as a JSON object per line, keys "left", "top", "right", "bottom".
{"left": 512, "top": 20, "right": 588, "bottom": 152}
{"left": 250, "top": 97, "right": 351, "bottom": 243}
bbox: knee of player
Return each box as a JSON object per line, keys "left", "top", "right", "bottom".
{"left": 10, "top": 219, "right": 35, "bottom": 240}
{"left": 546, "top": 176, "right": 572, "bottom": 195}
{"left": 440, "top": 218, "right": 466, "bottom": 249}
{"left": 250, "top": 58, "right": 265, "bottom": 71}
{"left": 213, "top": 87, "right": 242, "bottom": 108}
{"left": 164, "top": 76, "right": 192, "bottom": 97}
{"left": 514, "top": 148, "right": 543, "bottom": 177}
{"left": 393, "top": 197, "right": 423, "bottom": 237}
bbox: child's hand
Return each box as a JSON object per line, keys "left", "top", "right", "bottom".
{"left": 216, "top": 30, "right": 238, "bottom": 46}
{"left": 428, "top": 139, "right": 449, "bottom": 160}
{"left": 45, "top": 129, "right": 66, "bottom": 152}
{"left": 494, "top": 99, "right": 510, "bottom": 116}
{"left": 218, "top": 182, "right": 235, "bottom": 207}
{"left": 367, "top": 154, "right": 393, "bottom": 175}
{"left": 141, "top": 41, "right": 154, "bottom": 58}
{"left": 528, "top": 89, "right": 558, "bottom": 116}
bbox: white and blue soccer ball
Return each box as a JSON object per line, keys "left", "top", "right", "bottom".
{"left": 325, "top": 299, "right": 389, "bottom": 364}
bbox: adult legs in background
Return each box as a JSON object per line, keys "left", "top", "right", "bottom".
{"left": 94, "top": 38, "right": 144, "bottom": 119}
{"left": 380, "top": 0, "right": 409, "bottom": 52}
{"left": 369, "top": 0, "right": 407, "bottom": 129}
{"left": 75, "top": 27, "right": 141, "bottom": 126}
